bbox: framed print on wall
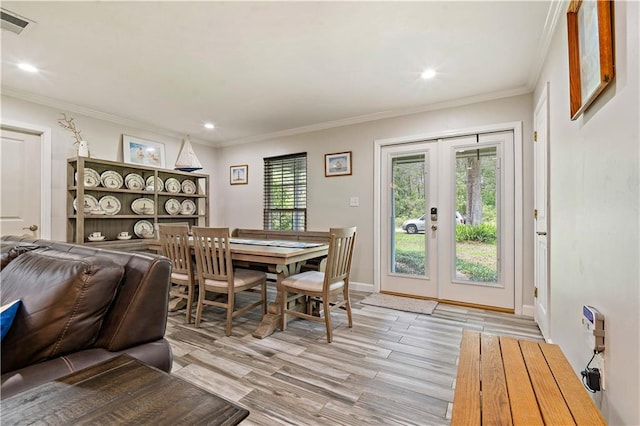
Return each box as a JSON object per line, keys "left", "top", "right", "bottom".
{"left": 230, "top": 164, "right": 248, "bottom": 185}
{"left": 567, "top": 0, "right": 615, "bottom": 120}
{"left": 325, "top": 151, "right": 352, "bottom": 177}
{"left": 123, "top": 135, "right": 166, "bottom": 168}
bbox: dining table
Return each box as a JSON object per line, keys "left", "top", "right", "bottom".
{"left": 148, "top": 237, "right": 329, "bottom": 338}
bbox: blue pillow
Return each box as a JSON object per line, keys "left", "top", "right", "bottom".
{"left": 1, "top": 300, "right": 21, "bottom": 340}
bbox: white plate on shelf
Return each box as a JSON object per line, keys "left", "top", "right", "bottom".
{"left": 73, "top": 195, "right": 99, "bottom": 212}
{"left": 76, "top": 168, "right": 101, "bottom": 188}
{"left": 99, "top": 195, "right": 121, "bottom": 215}
{"left": 164, "top": 198, "right": 181, "bottom": 215}
{"left": 134, "top": 220, "right": 155, "bottom": 238}
{"left": 125, "top": 173, "right": 145, "bottom": 190}
{"left": 87, "top": 235, "right": 106, "bottom": 242}
{"left": 165, "top": 177, "right": 181, "bottom": 194}
{"left": 131, "top": 198, "right": 154, "bottom": 215}
{"left": 145, "top": 176, "right": 164, "bottom": 192}
{"left": 181, "top": 180, "right": 197, "bottom": 195}
{"left": 100, "top": 170, "right": 123, "bottom": 189}
{"left": 180, "top": 199, "right": 197, "bottom": 215}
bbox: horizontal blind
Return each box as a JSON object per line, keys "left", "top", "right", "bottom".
{"left": 263, "top": 152, "right": 307, "bottom": 231}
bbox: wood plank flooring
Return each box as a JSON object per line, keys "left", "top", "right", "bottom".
{"left": 165, "top": 290, "right": 543, "bottom": 425}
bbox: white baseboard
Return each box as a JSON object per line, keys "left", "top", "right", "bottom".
{"left": 521, "top": 304, "right": 535, "bottom": 318}
{"left": 350, "top": 281, "right": 374, "bottom": 293}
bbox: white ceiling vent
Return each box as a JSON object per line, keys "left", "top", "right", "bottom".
{"left": 1, "top": 9, "right": 32, "bottom": 35}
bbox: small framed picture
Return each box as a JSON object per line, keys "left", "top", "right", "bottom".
{"left": 230, "top": 164, "right": 248, "bottom": 185}
{"left": 123, "top": 135, "right": 166, "bottom": 168}
{"left": 325, "top": 151, "right": 352, "bottom": 177}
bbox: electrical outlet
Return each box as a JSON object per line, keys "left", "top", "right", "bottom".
{"left": 592, "top": 353, "right": 605, "bottom": 390}
{"left": 349, "top": 196, "right": 359, "bottom": 207}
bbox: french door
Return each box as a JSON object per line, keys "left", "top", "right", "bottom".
{"left": 380, "top": 131, "right": 515, "bottom": 310}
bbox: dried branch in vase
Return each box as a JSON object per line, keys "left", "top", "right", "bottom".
{"left": 58, "top": 113, "right": 83, "bottom": 145}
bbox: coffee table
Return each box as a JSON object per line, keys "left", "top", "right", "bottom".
{"left": 1, "top": 355, "right": 249, "bottom": 425}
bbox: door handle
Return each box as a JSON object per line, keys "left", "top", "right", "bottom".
{"left": 431, "top": 225, "right": 438, "bottom": 231}
{"left": 22, "top": 224, "right": 38, "bottom": 232}
{"left": 536, "top": 231, "right": 547, "bottom": 236}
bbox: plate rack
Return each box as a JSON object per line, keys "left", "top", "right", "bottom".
{"left": 67, "top": 157, "right": 209, "bottom": 248}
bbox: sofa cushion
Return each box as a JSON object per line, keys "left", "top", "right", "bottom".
{"left": 0, "top": 249, "right": 125, "bottom": 373}
{"left": 1, "top": 242, "right": 39, "bottom": 270}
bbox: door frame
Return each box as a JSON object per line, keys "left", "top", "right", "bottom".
{"left": 374, "top": 121, "right": 524, "bottom": 314}
{"left": 1, "top": 119, "right": 52, "bottom": 239}
{"left": 533, "top": 82, "right": 551, "bottom": 340}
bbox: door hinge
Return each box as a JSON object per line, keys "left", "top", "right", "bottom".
{"left": 534, "top": 287, "right": 538, "bottom": 298}
{"left": 533, "top": 131, "right": 538, "bottom": 142}
{"left": 534, "top": 209, "right": 538, "bottom": 219}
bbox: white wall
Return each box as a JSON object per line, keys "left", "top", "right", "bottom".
{"left": 215, "top": 94, "right": 534, "bottom": 305}
{"left": 534, "top": 1, "right": 639, "bottom": 424}
{"left": 1, "top": 95, "right": 218, "bottom": 242}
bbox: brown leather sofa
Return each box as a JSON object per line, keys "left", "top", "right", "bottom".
{"left": 0, "top": 236, "right": 173, "bottom": 398}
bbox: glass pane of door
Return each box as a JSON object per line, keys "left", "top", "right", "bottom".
{"left": 391, "top": 154, "right": 427, "bottom": 277}
{"left": 454, "top": 146, "right": 499, "bottom": 284}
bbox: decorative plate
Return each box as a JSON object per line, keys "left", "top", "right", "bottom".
{"left": 134, "top": 220, "right": 155, "bottom": 238}
{"left": 145, "top": 176, "right": 164, "bottom": 192}
{"left": 180, "top": 199, "right": 197, "bottom": 215}
{"left": 76, "top": 168, "right": 101, "bottom": 188}
{"left": 99, "top": 195, "right": 121, "bottom": 215}
{"left": 125, "top": 173, "right": 145, "bottom": 190}
{"left": 181, "top": 180, "right": 197, "bottom": 195}
{"left": 100, "top": 170, "right": 123, "bottom": 189}
{"left": 164, "top": 198, "right": 181, "bottom": 215}
{"left": 73, "top": 195, "right": 99, "bottom": 212}
{"left": 165, "top": 177, "right": 181, "bottom": 194}
{"left": 131, "top": 198, "right": 155, "bottom": 215}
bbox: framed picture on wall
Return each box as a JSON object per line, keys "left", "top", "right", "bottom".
{"left": 567, "top": 0, "right": 614, "bottom": 120}
{"left": 230, "top": 164, "right": 248, "bottom": 185}
{"left": 122, "top": 135, "right": 166, "bottom": 168}
{"left": 325, "top": 151, "right": 352, "bottom": 177}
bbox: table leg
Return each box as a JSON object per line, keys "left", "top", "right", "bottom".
{"left": 251, "top": 262, "right": 306, "bottom": 339}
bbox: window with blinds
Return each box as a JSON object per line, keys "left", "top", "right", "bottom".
{"left": 263, "top": 152, "right": 307, "bottom": 230}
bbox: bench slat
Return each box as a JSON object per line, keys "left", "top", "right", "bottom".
{"left": 500, "top": 337, "right": 544, "bottom": 425}
{"left": 520, "top": 340, "right": 576, "bottom": 425}
{"left": 540, "top": 343, "right": 607, "bottom": 426}
{"left": 481, "top": 333, "right": 512, "bottom": 426}
{"left": 451, "top": 330, "right": 481, "bottom": 426}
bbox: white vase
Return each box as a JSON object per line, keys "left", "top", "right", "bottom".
{"left": 77, "top": 141, "right": 90, "bottom": 157}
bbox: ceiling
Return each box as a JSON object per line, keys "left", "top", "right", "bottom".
{"left": 1, "top": 1, "right": 557, "bottom": 147}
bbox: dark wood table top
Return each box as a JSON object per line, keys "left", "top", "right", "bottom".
{"left": 1, "top": 355, "right": 249, "bottom": 426}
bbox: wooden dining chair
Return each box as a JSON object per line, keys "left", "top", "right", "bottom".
{"left": 191, "top": 227, "right": 267, "bottom": 336}
{"left": 280, "top": 226, "right": 356, "bottom": 342}
{"left": 158, "top": 223, "right": 196, "bottom": 323}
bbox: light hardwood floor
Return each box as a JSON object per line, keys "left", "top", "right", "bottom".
{"left": 166, "top": 290, "right": 543, "bottom": 425}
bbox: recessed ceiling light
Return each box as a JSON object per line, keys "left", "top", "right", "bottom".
{"left": 204, "top": 123, "right": 215, "bottom": 129}
{"left": 18, "top": 63, "right": 38, "bottom": 73}
{"left": 421, "top": 69, "right": 436, "bottom": 80}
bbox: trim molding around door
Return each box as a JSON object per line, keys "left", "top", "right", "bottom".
{"left": 374, "top": 121, "right": 525, "bottom": 314}
{"left": 1, "top": 119, "right": 52, "bottom": 239}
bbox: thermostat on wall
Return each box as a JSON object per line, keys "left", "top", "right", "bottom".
{"left": 582, "top": 305, "right": 605, "bottom": 352}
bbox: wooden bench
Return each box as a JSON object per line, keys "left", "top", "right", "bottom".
{"left": 451, "top": 330, "right": 606, "bottom": 425}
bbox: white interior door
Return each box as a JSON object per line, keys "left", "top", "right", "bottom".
{"left": 534, "top": 87, "right": 550, "bottom": 339}
{"left": 0, "top": 129, "right": 42, "bottom": 238}
{"left": 380, "top": 131, "right": 515, "bottom": 310}
{"left": 380, "top": 141, "right": 438, "bottom": 298}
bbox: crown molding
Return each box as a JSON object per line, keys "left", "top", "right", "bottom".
{"left": 0, "top": 87, "right": 207, "bottom": 144}
{"left": 4, "top": 84, "right": 532, "bottom": 149}
{"left": 526, "top": 0, "right": 566, "bottom": 89}
{"left": 220, "top": 86, "right": 532, "bottom": 147}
